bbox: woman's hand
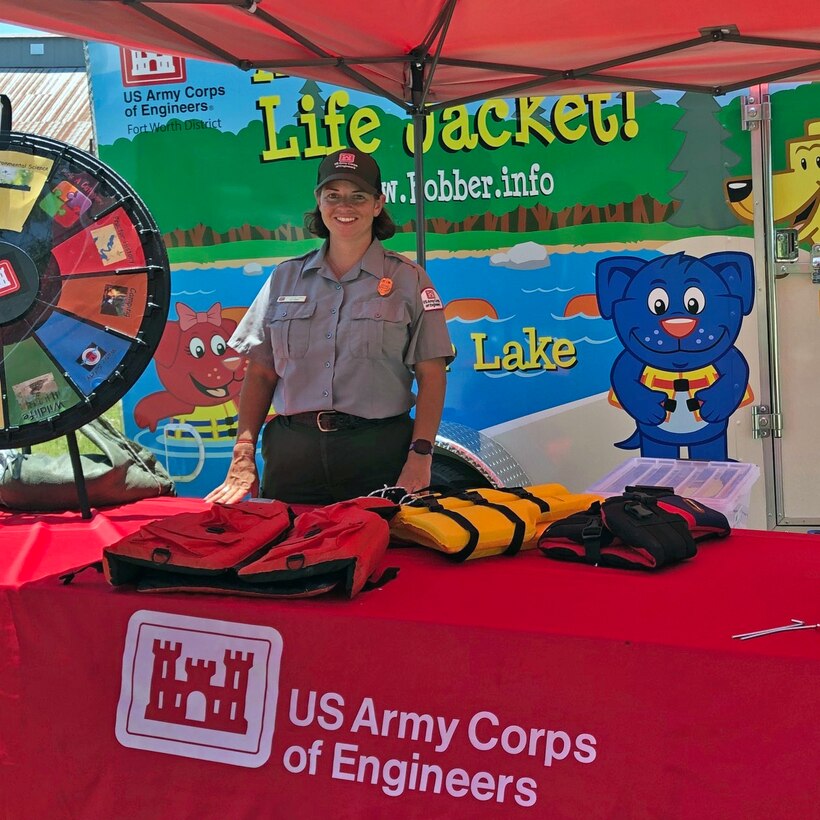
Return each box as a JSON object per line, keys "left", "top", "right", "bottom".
{"left": 205, "top": 443, "right": 259, "bottom": 504}
{"left": 395, "top": 452, "right": 432, "bottom": 495}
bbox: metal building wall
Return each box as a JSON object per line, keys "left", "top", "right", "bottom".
{"left": 0, "top": 36, "right": 92, "bottom": 150}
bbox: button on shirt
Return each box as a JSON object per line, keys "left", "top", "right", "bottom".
{"left": 228, "top": 239, "right": 453, "bottom": 418}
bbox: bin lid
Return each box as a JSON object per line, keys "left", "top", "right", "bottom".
{"left": 587, "top": 458, "right": 760, "bottom": 503}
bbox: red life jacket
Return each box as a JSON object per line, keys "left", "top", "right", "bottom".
{"left": 238, "top": 498, "right": 395, "bottom": 597}
{"left": 99, "top": 497, "right": 397, "bottom": 597}
{"left": 103, "top": 500, "right": 294, "bottom": 586}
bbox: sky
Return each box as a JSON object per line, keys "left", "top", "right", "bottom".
{"left": 0, "top": 22, "right": 52, "bottom": 36}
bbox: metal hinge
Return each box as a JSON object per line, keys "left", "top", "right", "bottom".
{"left": 741, "top": 95, "right": 771, "bottom": 131}
{"left": 752, "top": 405, "right": 782, "bottom": 438}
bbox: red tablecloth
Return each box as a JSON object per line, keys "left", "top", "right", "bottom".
{"left": 1, "top": 499, "right": 818, "bottom": 819}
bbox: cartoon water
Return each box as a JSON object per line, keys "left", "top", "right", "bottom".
{"left": 427, "top": 249, "right": 659, "bottom": 428}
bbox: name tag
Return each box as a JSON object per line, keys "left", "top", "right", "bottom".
{"left": 277, "top": 295, "right": 307, "bottom": 303}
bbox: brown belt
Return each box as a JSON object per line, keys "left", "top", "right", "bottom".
{"left": 284, "top": 411, "right": 407, "bottom": 432}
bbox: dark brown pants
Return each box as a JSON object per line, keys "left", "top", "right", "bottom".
{"left": 260, "top": 413, "right": 413, "bottom": 504}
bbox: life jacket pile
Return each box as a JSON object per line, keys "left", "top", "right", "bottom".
{"left": 99, "top": 496, "right": 398, "bottom": 598}
{"left": 538, "top": 486, "right": 731, "bottom": 570}
{"left": 388, "top": 484, "right": 601, "bottom": 561}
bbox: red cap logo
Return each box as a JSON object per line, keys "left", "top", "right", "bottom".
{"left": 338, "top": 152, "right": 356, "bottom": 164}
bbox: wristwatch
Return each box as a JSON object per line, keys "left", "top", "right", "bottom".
{"left": 408, "top": 438, "right": 434, "bottom": 455}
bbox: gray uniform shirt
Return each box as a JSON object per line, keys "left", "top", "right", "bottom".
{"left": 229, "top": 239, "right": 453, "bottom": 418}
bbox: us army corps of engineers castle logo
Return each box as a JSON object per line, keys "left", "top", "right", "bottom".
{"left": 116, "top": 610, "right": 283, "bottom": 767}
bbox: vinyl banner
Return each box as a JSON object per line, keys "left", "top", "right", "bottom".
{"left": 85, "top": 45, "right": 812, "bottom": 496}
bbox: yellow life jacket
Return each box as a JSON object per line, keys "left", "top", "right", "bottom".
{"left": 389, "top": 484, "right": 601, "bottom": 561}
{"left": 167, "top": 400, "right": 239, "bottom": 441}
{"left": 608, "top": 366, "right": 754, "bottom": 423}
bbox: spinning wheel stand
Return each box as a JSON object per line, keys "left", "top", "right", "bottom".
{"left": 0, "top": 95, "right": 170, "bottom": 517}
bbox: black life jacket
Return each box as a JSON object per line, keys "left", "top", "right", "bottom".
{"left": 538, "top": 486, "right": 730, "bottom": 570}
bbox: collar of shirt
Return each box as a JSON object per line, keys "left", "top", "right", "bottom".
{"left": 303, "top": 238, "right": 385, "bottom": 283}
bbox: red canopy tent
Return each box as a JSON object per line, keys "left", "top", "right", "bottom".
{"left": 0, "top": 1, "right": 818, "bottom": 108}
{"left": 3, "top": 1, "right": 818, "bottom": 258}
{"left": 2, "top": 0, "right": 814, "bottom": 453}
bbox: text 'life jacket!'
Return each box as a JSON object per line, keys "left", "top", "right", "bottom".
{"left": 538, "top": 486, "right": 730, "bottom": 570}
{"left": 100, "top": 497, "right": 397, "bottom": 597}
{"left": 389, "top": 484, "right": 602, "bottom": 561}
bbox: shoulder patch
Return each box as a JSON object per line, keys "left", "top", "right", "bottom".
{"left": 421, "top": 286, "right": 443, "bottom": 311}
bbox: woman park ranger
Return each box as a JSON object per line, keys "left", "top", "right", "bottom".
{"left": 206, "top": 149, "right": 453, "bottom": 505}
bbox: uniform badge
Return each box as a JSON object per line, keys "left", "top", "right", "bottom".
{"left": 277, "top": 295, "right": 307, "bottom": 303}
{"left": 377, "top": 277, "right": 393, "bottom": 296}
{"left": 420, "top": 286, "right": 443, "bottom": 311}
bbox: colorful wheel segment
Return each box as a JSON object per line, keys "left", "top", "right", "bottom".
{"left": 0, "top": 131, "right": 169, "bottom": 447}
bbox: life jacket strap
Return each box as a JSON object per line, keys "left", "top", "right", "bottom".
{"left": 454, "top": 490, "right": 527, "bottom": 556}
{"left": 497, "top": 486, "right": 551, "bottom": 514}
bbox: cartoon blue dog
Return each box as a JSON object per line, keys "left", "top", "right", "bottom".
{"left": 596, "top": 251, "right": 755, "bottom": 460}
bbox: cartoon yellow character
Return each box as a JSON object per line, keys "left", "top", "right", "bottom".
{"left": 725, "top": 119, "right": 820, "bottom": 245}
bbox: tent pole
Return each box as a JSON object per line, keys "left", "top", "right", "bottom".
{"left": 410, "top": 55, "right": 427, "bottom": 266}
{"left": 413, "top": 109, "right": 426, "bottom": 265}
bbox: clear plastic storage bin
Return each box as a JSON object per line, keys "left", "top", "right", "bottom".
{"left": 586, "top": 458, "right": 761, "bottom": 528}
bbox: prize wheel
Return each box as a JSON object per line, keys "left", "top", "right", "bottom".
{"left": 0, "top": 131, "right": 170, "bottom": 449}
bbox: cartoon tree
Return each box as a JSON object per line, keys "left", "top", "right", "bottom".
{"left": 633, "top": 91, "right": 661, "bottom": 109}
{"left": 667, "top": 92, "right": 742, "bottom": 229}
{"left": 297, "top": 79, "right": 326, "bottom": 115}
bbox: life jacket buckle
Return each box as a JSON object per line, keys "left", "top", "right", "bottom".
{"left": 624, "top": 500, "right": 654, "bottom": 520}
{"left": 581, "top": 519, "right": 603, "bottom": 542}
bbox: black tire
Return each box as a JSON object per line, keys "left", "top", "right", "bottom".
{"left": 431, "top": 455, "right": 492, "bottom": 490}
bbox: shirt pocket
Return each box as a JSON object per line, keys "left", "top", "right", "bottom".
{"left": 350, "top": 299, "right": 407, "bottom": 359}
{"left": 268, "top": 302, "right": 316, "bottom": 361}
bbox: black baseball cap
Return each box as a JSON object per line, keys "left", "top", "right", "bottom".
{"left": 315, "top": 149, "right": 382, "bottom": 195}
